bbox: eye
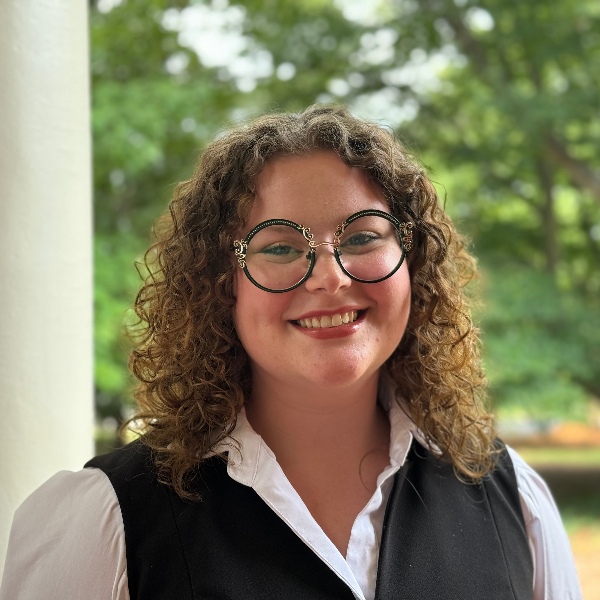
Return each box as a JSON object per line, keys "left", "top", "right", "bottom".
{"left": 261, "top": 243, "right": 301, "bottom": 256}
{"left": 253, "top": 242, "right": 305, "bottom": 264}
{"left": 342, "top": 232, "right": 379, "bottom": 247}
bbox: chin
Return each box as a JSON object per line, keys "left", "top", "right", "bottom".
{"left": 298, "top": 362, "right": 377, "bottom": 390}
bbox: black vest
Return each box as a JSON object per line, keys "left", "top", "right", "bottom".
{"left": 86, "top": 440, "right": 533, "bottom": 600}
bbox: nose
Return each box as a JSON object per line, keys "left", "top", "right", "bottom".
{"left": 303, "top": 245, "right": 352, "bottom": 294}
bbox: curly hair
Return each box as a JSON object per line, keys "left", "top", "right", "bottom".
{"left": 128, "top": 104, "right": 495, "bottom": 499}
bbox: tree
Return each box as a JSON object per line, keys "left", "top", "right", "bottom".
{"left": 364, "top": 0, "right": 600, "bottom": 416}
{"left": 91, "top": 0, "right": 600, "bottom": 428}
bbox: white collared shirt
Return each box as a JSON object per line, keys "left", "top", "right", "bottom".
{"left": 0, "top": 397, "right": 582, "bottom": 600}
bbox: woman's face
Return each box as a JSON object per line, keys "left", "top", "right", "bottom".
{"left": 233, "top": 151, "right": 411, "bottom": 393}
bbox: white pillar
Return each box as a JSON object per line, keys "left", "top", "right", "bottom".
{"left": 0, "top": 1, "right": 93, "bottom": 576}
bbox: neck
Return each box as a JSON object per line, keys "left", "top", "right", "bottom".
{"left": 244, "top": 369, "right": 389, "bottom": 470}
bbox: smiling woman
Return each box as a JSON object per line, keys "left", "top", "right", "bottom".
{"left": 233, "top": 151, "right": 411, "bottom": 400}
{"left": 0, "top": 106, "right": 582, "bottom": 600}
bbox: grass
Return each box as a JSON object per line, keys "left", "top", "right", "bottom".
{"left": 512, "top": 446, "right": 600, "bottom": 467}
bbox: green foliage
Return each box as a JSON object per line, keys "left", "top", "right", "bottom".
{"left": 91, "top": 0, "right": 600, "bottom": 425}
{"left": 559, "top": 493, "right": 600, "bottom": 534}
{"left": 94, "top": 233, "right": 144, "bottom": 420}
{"left": 479, "top": 266, "right": 599, "bottom": 420}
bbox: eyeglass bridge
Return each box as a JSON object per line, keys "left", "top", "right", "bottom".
{"left": 301, "top": 226, "right": 343, "bottom": 251}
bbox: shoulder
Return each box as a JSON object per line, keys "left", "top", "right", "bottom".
{"left": 506, "top": 446, "right": 583, "bottom": 600}
{"left": 86, "top": 438, "right": 153, "bottom": 474}
{"left": 1, "top": 468, "right": 128, "bottom": 600}
{"left": 18, "top": 466, "right": 120, "bottom": 516}
{"left": 85, "top": 439, "right": 167, "bottom": 505}
{"left": 507, "top": 446, "right": 562, "bottom": 529}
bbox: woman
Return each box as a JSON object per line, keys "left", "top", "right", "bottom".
{"left": 1, "top": 105, "right": 581, "bottom": 599}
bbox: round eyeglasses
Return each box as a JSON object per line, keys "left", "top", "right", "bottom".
{"left": 232, "top": 209, "right": 413, "bottom": 293}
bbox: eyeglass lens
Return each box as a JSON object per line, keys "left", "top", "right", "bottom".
{"left": 243, "top": 214, "right": 404, "bottom": 292}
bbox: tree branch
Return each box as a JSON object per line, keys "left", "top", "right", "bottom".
{"left": 544, "top": 136, "right": 600, "bottom": 202}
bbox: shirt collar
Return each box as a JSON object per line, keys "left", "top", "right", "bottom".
{"left": 219, "top": 373, "right": 420, "bottom": 487}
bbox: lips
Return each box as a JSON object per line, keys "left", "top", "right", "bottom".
{"left": 295, "top": 310, "right": 361, "bottom": 329}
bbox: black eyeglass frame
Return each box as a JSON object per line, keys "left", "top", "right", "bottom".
{"left": 232, "top": 209, "right": 414, "bottom": 293}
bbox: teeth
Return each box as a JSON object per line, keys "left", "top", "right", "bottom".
{"left": 298, "top": 311, "right": 359, "bottom": 329}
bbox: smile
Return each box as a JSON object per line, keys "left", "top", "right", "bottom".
{"left": 296, "top": 311, "right": 359, "bottom": 329}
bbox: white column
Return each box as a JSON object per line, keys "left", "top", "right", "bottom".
{"left": 0, "top": 1, "right": 93, "bottom": 576}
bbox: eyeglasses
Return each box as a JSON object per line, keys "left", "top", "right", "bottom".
{"left": 232, "top": 209, "right": 413, "bottom": 293}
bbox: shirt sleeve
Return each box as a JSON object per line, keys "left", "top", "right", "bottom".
{"left": 0, "top": 468, "right": 129, "bottom": 600}
{"left": 507, "top": 447, "right": 583, "bottom": 600}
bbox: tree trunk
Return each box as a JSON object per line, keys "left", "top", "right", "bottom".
{"left": 536, "top": 158, "right": 559, "bottom": 276}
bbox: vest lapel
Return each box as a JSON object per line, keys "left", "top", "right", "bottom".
{"left": 374, "top": 443, "right": 533, "bottom": 600}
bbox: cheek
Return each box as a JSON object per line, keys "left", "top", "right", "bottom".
{"left": 380, "top": 263, "right": 411, "bottom": 303}
{"left": 232, "top": 273, "right": 290, "bottom": 347}
{"left": 375, "top": 266, "right": 411, "bottom": 332}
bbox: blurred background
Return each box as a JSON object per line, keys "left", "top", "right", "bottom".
{"left": 90, "top": 0, "right": 599, "bottom": 594}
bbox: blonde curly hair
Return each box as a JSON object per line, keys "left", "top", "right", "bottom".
{"left": 128, "top": 105, "right": 495, "bottom": 499}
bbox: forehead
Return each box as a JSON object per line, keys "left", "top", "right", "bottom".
{"left": 247, "top": 151, "right": 388, "bottom": 230}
